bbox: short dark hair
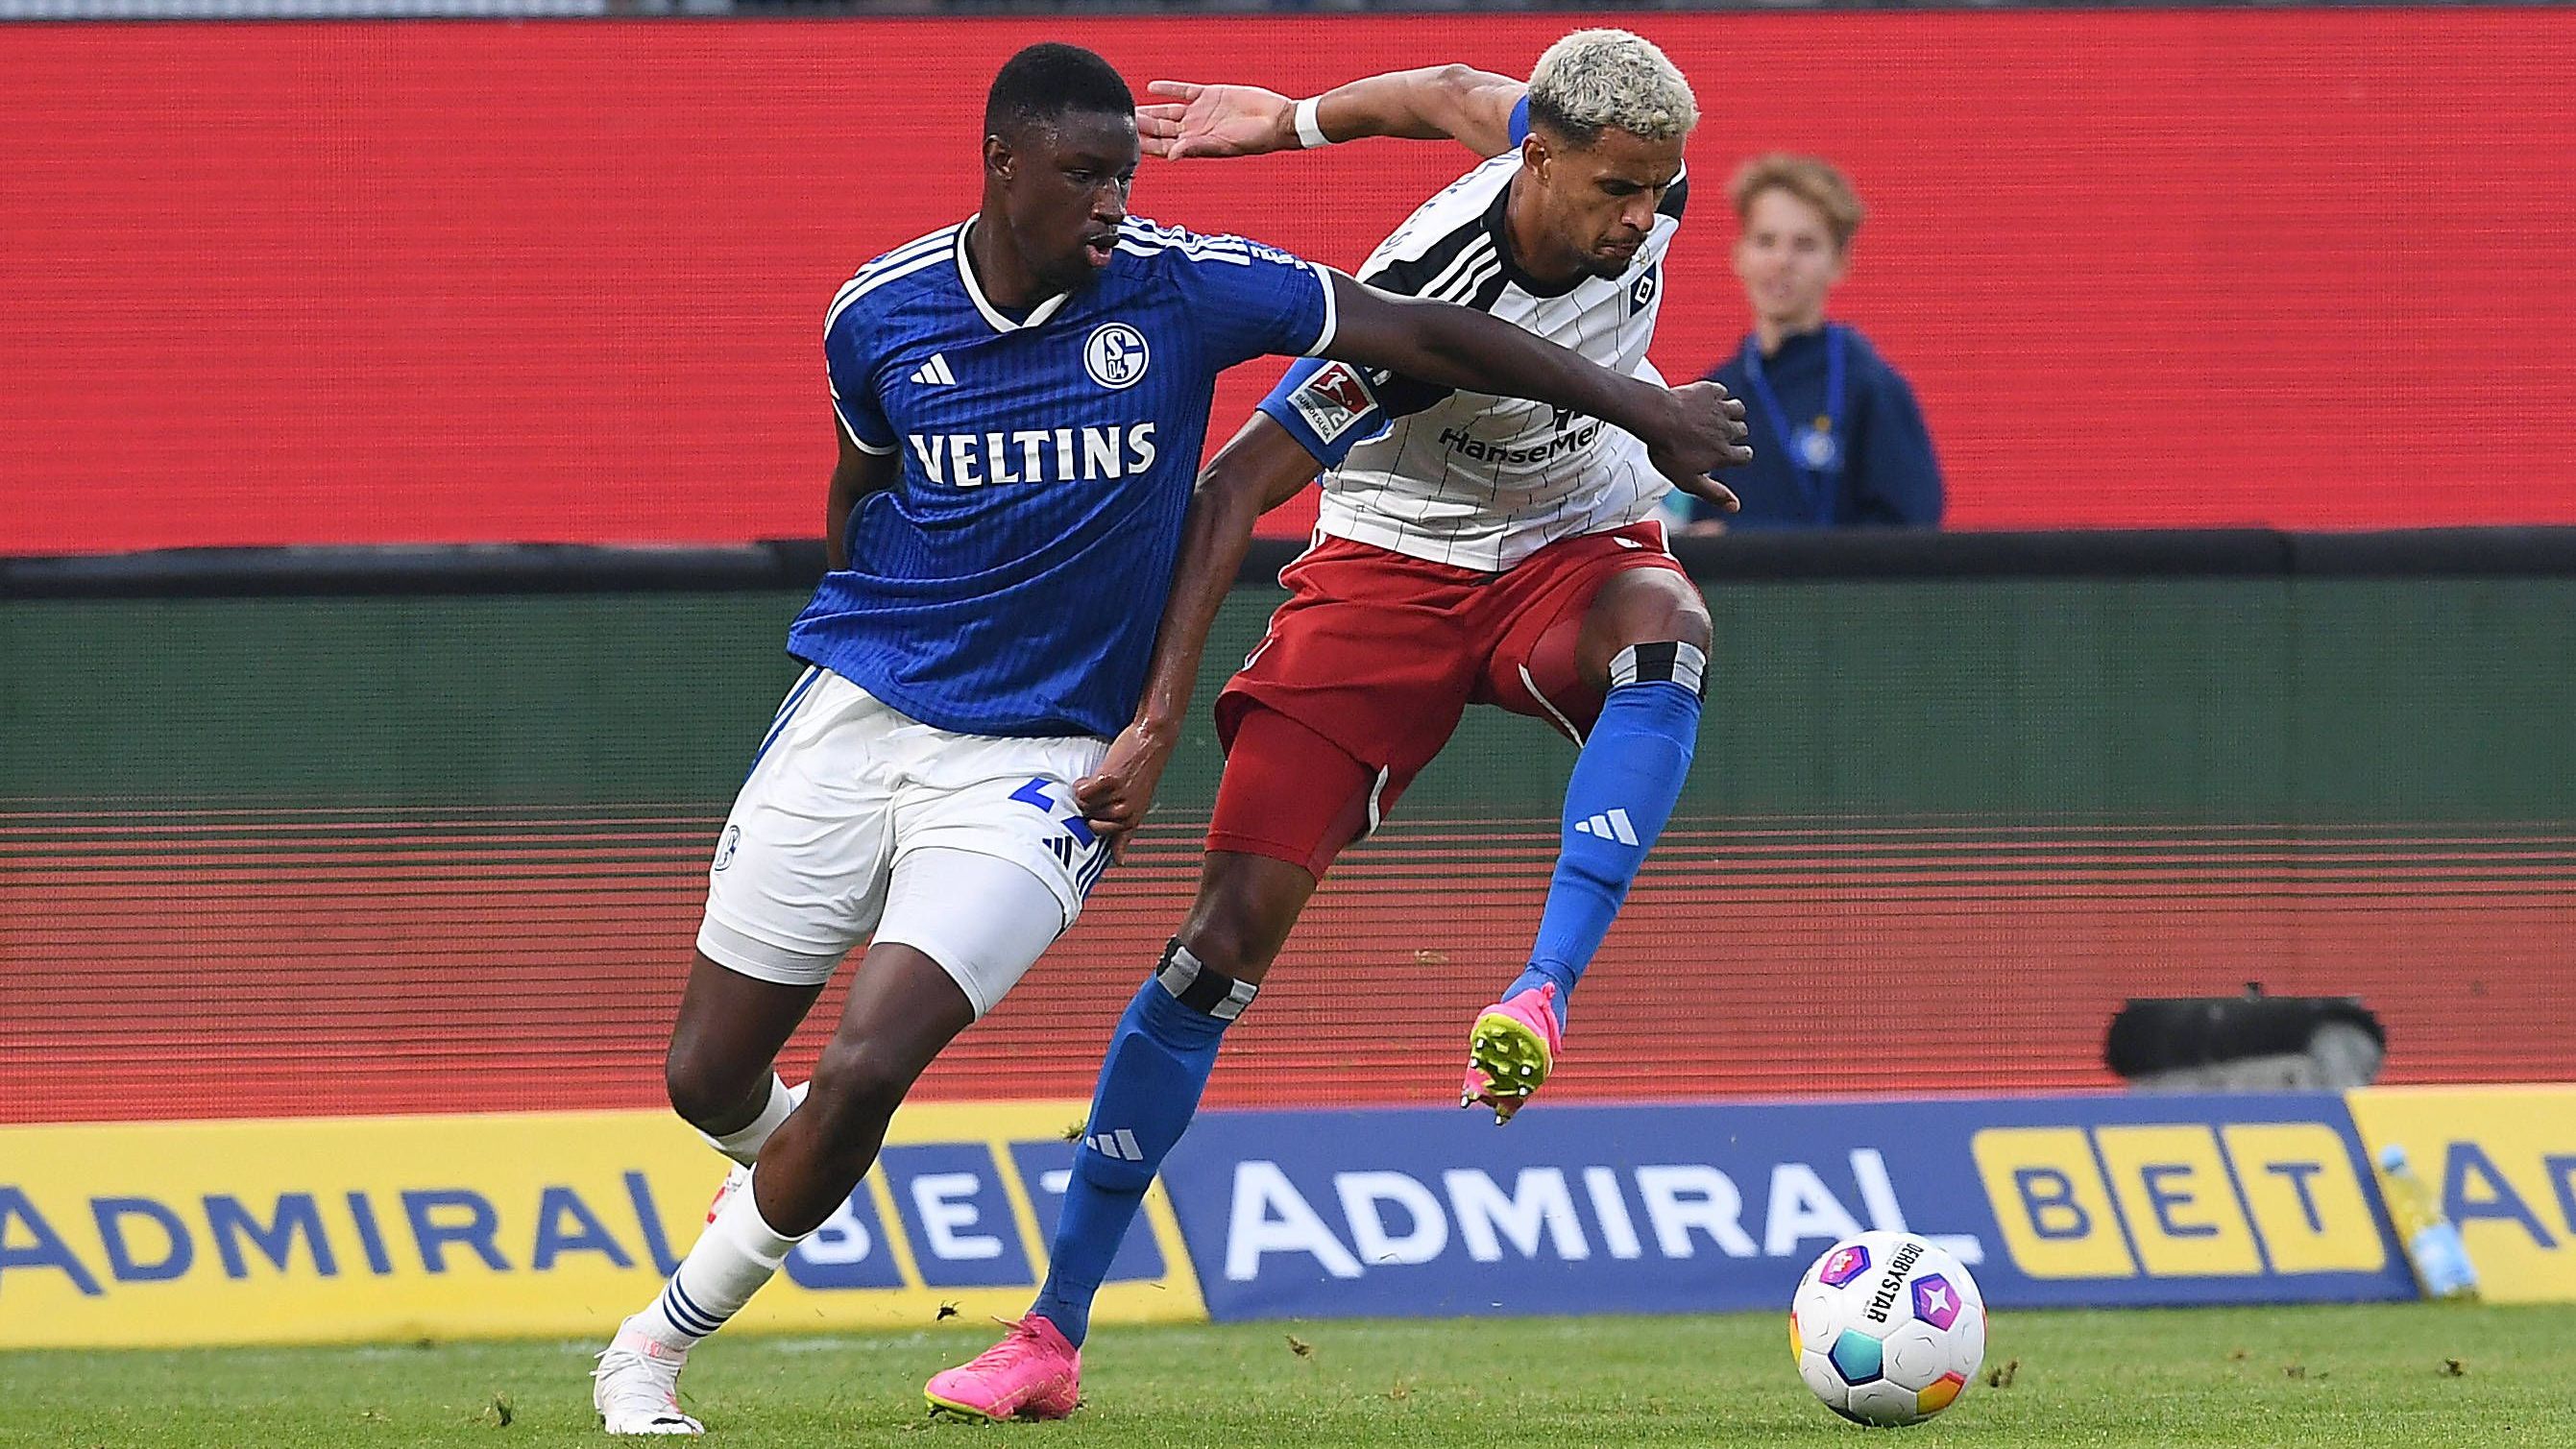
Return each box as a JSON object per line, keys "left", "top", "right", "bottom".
{"left": 985, "top": 43, "right": 1135, "bottom": 140}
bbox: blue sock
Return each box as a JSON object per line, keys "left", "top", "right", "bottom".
{"left": 1513, "top": 641, "right": 1707, "bottom": 1027}
{"left": 1029, "top": 942, "right": 1252, "bottom": 1347}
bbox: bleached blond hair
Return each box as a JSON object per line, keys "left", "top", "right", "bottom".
{"left": 1526, "top": 29, "right": 1698, "bottom": 148}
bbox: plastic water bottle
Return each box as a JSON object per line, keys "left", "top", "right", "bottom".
{"left": 2378, "top": 1144, "right": 2480, "bottom": 1300}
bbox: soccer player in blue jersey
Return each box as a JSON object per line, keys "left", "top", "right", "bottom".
{"left": 589, "top": 42, "right": 1747, "bottom": 1435}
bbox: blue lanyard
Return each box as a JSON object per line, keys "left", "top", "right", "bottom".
{"left": 1740, "top": 324, "right": 1847, "bottom": 526}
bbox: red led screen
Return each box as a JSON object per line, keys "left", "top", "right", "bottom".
{"left": 6, "top": 12, "right": 2574, "bottom": 553}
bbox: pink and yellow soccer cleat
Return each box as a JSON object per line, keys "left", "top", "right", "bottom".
{"left": 1460, "top": 982, "right": 1565, "bottom": 1124}
{"left": 923, "top": 1314, "right": 1081, "bottom": 1422}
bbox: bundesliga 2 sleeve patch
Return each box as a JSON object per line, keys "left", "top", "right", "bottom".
{"left": 1285, "top": 361, "right": 1380, "bottom": 446}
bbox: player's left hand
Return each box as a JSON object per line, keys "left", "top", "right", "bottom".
{"left": 1074, "top": 718, "right": 1179, "bottom": 859}
{"left": 1136, "top": 81, "right": 1296, "bottom": 160}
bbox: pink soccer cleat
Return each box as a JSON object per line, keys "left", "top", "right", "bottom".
{"left": 1460, "top": 982, "right": 1565, "bottom": 1124}
{"left": 923, "top": 1314, "right": 1081, "bottom": 1422}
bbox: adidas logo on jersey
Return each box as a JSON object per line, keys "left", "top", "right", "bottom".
{"left": 1574, "top": 808, "right": 1640, "bottom": 846}
{"left": 908, "top": 353, "right": 957, "bottom": 386}
{"left": 1082, "top": 1128, "right": 1145, "bottom": 1162}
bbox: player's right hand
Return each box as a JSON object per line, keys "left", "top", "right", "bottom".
{"left": 1646, "top": 379, "right": 1751, "bottom": 513}
{"left": 1073, "top": 717, "right": 1179, "bottom": 860}
{"left": 1136, "top": 81, "right": 1296, "bottom": 160}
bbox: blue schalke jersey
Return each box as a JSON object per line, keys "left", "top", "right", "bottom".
{"left": 790, "top": 216, "right": 1337, "bottom": 737}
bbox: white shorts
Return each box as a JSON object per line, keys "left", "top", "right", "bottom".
{"left": 694, "top": 667, "right": 1112, "bottom": 1016}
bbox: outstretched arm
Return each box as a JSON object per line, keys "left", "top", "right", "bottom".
{"left": 1322, "top": 272, "right": 1749, "bottom": 504}
{"left": 1073, "top": 417, "right": 1320, "bottom": 846}
{"left": 1137, "top": 63, "right": 1528, "bottom": 161}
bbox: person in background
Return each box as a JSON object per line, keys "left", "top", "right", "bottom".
{"left": 1682, "top": 154, "right": 1941, "bottom": 532}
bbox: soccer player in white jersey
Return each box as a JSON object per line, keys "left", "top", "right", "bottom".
{"left": 588, "top": 41, "right": 1745, "bottom": 1436}
{"left": 929, "top": 32, "right": 1740, "bottom": 1419}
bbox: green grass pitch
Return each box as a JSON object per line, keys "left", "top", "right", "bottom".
{"left": 4, "top": 1305, "right": 2569, "bottom": 1447}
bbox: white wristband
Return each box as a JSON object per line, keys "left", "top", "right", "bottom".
{"left": 1293, "top": 96, "right": 1331, "bottom": 150}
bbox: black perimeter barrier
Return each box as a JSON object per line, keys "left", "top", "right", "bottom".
{"left": 13, "top": 526, "right": 2576, "bottom": 599}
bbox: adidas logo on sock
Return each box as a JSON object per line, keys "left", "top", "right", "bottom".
{"left": 1573, "top": 808, "right": 1640, "bottom": 846}
{"left": 1082, "top": 1128, "right": 1145, "bottom": 1161}
{"left": 909, "top": 353, "right": 957, "bottom": 386}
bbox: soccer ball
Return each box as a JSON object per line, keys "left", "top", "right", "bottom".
{"left": 1790, "top": 1230, "right": 1985, "bottom": 1427}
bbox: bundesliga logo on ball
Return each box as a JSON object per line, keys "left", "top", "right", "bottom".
{"left": 1790, "top": 1230, "right": 1988, "bottom": 1427}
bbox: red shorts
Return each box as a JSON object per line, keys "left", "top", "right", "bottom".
{"left": 1207, "top": 519, "right": 1687, "bottom": 878}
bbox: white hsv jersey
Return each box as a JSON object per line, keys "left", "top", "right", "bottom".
{"left": 1258, "top": 152, "right": 1686, "bottom": 571}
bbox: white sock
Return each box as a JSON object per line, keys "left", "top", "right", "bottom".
{"left": 698, "top": 1075, "right": 806, "bottom": 1166}
{"left": 631, "top": 1169, "right": 803, "bottom": 1351}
